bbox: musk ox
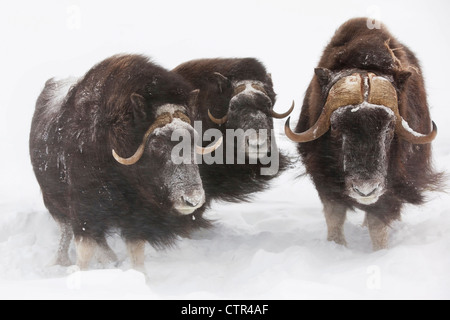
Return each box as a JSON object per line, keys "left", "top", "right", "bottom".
{"left": 285, "top": 18, "right": 442, "bottom": 250}
{"left": 172, "top": 58, "right": 293, "bottom": 204}
{"left": 29, "top": 54, "right": 218, "bottom": 271}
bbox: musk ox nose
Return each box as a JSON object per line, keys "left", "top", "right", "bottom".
{"left": 349, "top": 178, "right": 385, "bottom": 205}
{"left": 246, "top": 132, "right": 270, "bottom": 160}
{"left": 247, "top": 132, "right": 268, "bottom": 148}
{"left": 175, "top": 189, "right": 206, "bottom": 215}
{"left": 183, "top": 194, "right": 203, "bottom": 208}
{"left": 352, "top": 184, "right": 380, "bottom": 197}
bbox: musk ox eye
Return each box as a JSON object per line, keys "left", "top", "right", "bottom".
{"left": 149, "top": 140, "right": 168, "bottom": 153}
{"left": 331, "top": 122, "right": 338, "bottom": 131}
{"left": 149, "top": 140, "right": 162, "bottom": 148}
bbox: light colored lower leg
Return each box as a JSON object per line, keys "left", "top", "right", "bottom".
{"left": 362, "top": 214, "right": 368, "bottom": 228}
{"left": 53, "top": 222, "right": 73, "bottom": 266}
{"left": 323, "top": 200, "right": 347, "bottom": 246}
{"left": 127, "top": 240, "right": 146, "bottom": 272}
{"left": 75, "top": 236, "right": 97, "bottom": 270}
{"left": 366, "top": 213, "right": 389, "bottom": 251}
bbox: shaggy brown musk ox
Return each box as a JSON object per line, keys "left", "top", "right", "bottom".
{"left": 285, "top": 18, "right": 442, "bottom": 250}
{"left": 173, "top": 58, "right": 293, "bottom": 206}
{"left": 30, "top": 54, "right": 218, "bottom": 271}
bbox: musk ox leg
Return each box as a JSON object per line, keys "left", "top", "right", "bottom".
{"left": 53, "top": 222, "right": 73, "bottom": 266}
{"left": 323, "top": 200, "right": 347, "bottom": 246}
{"left": 126, "top": 240, "right": 146, "bottom": 273}
{"left": 96, "top": 239, "right": 118, "bottom": 265}
{"left": 74, "top": 236, "right": 97, "bottom": 270}
{"left": 366, "top": 213, "right": 389, "bottom": 251}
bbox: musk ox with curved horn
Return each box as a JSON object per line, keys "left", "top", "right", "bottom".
{"left": 285, "top": 18, "right": 442, "bottom": 250}
{"left": 173, "top": 58, "right": 292, "bottom": 203}
{"left": 30, "top": 54, "right": 220, "bottom": 271}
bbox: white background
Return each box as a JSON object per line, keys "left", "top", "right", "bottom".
{"left": 0, "top": 0, "right": 449, "bottom": 299}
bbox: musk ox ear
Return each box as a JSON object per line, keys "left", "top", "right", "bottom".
{"left": 314, "top": 68, "right": 332, "bottom": 88}
{"left": 266, "top": 73, "right": 274, "bottom": 87}
{"left": 131, "top": 93, "right": 147, "bottom": 122}
{"left": 188, "top": 89, "right": 200, "bottom": 118}
{"left": 394, "top": 70, "right": 412, "bottom": 91}
{"left": 213, "top": 72, "right": 231, "bottom": 93}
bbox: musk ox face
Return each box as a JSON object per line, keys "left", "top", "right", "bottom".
{"left": 113, "top": 103, "right": 207, "bottom": 215}
{"left": 145, "top": 119, "right": 206, "bottom": 214}
{"left": 330, "top": 105, "right": 396, "bottom": 205}
{"left": 208, "top": 74, "right": 294, "bottom": 162}
{"left": 227, "top": 81, "right": 275, "bottom": 161}
{"left": 285, "top": 70, "right": 437, "bottom": 205}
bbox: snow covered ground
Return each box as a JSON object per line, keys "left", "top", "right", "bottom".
{"left": 1, "top": 0, "right": 449, "bottom": 300}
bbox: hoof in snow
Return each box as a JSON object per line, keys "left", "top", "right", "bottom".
{"left": 327, "top": 236, "right": 348, "bottom": 247}
{"left": 67, "top": 265, "right": 81, "bottom": 274}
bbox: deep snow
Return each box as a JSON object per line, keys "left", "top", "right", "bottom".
{"left": 1, "top": 0, "right": 450, "bottom": 300}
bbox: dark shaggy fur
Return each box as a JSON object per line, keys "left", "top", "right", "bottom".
{"left": 173, "top": 58, "right": 290, "bottom": 204}
{"left": 30, "top": 54, "right": 210, "bottom": 251}
{"left": 295, "top": 18, "right": 442, "bottom": 226}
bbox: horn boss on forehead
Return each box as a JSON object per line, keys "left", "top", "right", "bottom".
{"left": 113, "top": 110, "right": 221, "bottom": 165}
{"left": 285, "top": 74, "right": 364, "bottom": 143}
{"left": 285, "top": 73, "right": 438, "bottom": 144}
{"left": 208, "top": 80, "right": 294, "bottom": 125}
{"left": 367, "top": 73, "right": 437, "bottom": 144}
{"left": 112, "top": 112, "right": 183, "bottom": 166}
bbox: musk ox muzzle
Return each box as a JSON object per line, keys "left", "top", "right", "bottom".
{"left": 174, "top": 188, "right": 206, "bottom": 215}
{"left": 348, "top": 178, "right": 385, "bottom": 205}
{"left": 330, "top": 104, "right": 396, "bottom": 205}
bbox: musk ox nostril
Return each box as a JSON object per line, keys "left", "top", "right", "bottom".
{"left": 183, "top": 196, "right": 200, "bottom": 208}
{"left": 182, "top": 190, "right": 205, "bottom": 208}
{"left": 247, "top": 134, "right": 267, "bottom": 148}
{"left": 352, "top": 184, "right": 379, "bottom": 197}
{"left": 176, "top": 191, "right": 205, "bottom": 215}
